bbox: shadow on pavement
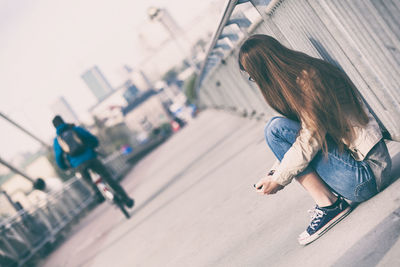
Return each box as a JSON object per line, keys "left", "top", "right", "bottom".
{"left": 332, "top": 206, "right": 400, "bottom": 267}
{"left": 389, "top": 152, "right": 400, "bottom": 182}
{"left": 333, "top": 151, "right": 400, "bottom": 267}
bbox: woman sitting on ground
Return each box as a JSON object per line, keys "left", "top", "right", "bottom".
{"left": 238, "top": 34, "right": 392, "bottom": 245}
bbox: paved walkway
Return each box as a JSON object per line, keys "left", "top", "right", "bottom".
{"left": 42, "top": 110, "right": 400, "bottom": 267}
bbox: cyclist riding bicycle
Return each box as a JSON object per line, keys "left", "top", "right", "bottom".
{"left": 52, "top": 115, "right": 134, "bottom": 207}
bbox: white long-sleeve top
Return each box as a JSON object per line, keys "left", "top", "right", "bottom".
{"left": 270, "top": 108, "right": 384, "bottom": 187}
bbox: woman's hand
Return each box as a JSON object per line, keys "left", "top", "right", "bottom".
{"left": 255, "top": 178, "right": 284, "bottom": 195}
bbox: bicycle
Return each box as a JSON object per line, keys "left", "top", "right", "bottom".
{"left": 89, "top": 171, "right": 131, "bottom": 219}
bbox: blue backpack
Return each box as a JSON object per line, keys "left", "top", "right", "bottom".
{"left": 57, "top": 128, "right": 86, "bottom": 156}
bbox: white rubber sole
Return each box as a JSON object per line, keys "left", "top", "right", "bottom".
{"left": 298, "top": 206, "right": 352, "bottom": 245}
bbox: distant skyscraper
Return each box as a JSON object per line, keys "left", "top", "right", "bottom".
{"left": 81, "top": 66, "right": 113, "bottom": 101}
{"left": 50, "top": 96, "right": 80, "bottom": 124}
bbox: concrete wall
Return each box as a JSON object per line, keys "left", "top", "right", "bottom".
{"left": 197, "top": 0, "right": 400, "bottom": 141}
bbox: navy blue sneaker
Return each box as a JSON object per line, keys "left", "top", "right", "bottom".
{"left": 298, "top": 198, "right": 352, "bottom": 245}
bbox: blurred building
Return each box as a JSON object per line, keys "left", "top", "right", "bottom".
{"left": 50, "top": 96, "right": 80, "bottom": 124}
{"left": 89, "top": 89, "right": 128, "bottom": 127}
{"left": 123, "top": 81, "right": 140, "bottom": 103}
{"left": 81, "top": 66, "right": 114, "bottom": 101}
{"left": 120, "top": 65, "right": 153, "bottom": 92}
{"left": 123, "top": 91, "right": 170, "bottom": 133}
{"left": 88, "top": 73, "right": 151, "bottom": 128}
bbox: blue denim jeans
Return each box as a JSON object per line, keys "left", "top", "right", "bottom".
{"left": 264, "top": 117, "right": 378, "bottom": 202}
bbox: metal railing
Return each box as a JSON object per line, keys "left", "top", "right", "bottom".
{"left": 0, "top": 152, "right": 131, "bottom": 266}
{"left": 101, "top": 151, "right": 131, "bottom": 180}
{"left": 0, "top": 177, "right": 94, "bottom": 266}
{"left": 195, "top": 0, "right": 400, "bottom": 141}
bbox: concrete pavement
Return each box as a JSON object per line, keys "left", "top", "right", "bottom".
{"left": 41, "top": 110, "right": 400, "bottom": 267}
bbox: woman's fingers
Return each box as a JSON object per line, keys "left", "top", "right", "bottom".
{"left": 254, "top": 182, "right": 264, "bottom": 190}
{"left": 255, "top": 179, "right": 283, "bottom": 195}
{"left": 255, "top": 179, "right": 269, "bottom": 194}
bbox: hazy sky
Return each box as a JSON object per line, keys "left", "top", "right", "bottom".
{"left": 0, "top": 0, "right": 218, "bottom": 161}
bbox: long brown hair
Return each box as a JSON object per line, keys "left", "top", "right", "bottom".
{"left": 238, "top": 34, "right": 369, "bottom": 153}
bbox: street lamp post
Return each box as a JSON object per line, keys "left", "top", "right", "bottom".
{"left": 0, "top": 112, "right": 51, "bottom": 150}
{"left": 0, "top": 111, "right": 52, "bottom": 184}
{"left": 0, "top": 156, "right": 35, "bottom": 183}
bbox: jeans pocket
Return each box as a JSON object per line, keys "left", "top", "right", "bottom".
{"left": 354, "top": 175, "right": 378, "bottom": 202}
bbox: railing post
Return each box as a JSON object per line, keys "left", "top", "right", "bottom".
{"left": 0, "top": 228, "right": 20, "bottom": 263}
{"left": 248, "top": 0, "right": 290, "bottom": 46}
